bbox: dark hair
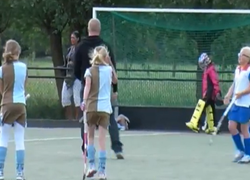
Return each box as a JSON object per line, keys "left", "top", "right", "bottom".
{"left": 71, "top": 31, "right": 81, "bottom": 43}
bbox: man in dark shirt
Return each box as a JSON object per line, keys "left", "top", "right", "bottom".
{"left": 74, "top": 18, "right": 124, "bottom": 159}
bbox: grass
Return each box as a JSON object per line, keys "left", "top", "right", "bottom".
{"left": 24, "top": 59, "right": 234, "bottom": 119}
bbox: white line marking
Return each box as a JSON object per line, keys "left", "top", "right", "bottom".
{"left": 8, "top": 132, "right": 181, "bottom": 143}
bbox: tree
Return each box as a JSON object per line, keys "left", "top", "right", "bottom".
{"left": 12, "top": 0, "right": 69, "bottom": 99}
{"left": 0, "top": 0, "right": 14, "bottom": 65}
{"left": 0, "top": 0, "right": 12, "bottom": 34}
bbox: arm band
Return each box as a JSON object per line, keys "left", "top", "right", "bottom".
{"left": 112, "top": 83, "right": 118, "bottom": 93}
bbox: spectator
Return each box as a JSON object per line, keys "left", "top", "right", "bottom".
{"left": 61, "top": 31, "right": 81, "bottom": 121}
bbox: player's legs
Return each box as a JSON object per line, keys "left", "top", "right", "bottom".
{"left": 0, "top": 104, "right": 20, "bottom": 179}
{"left": 14, "top": 122, "right": 25, "bottom": 180}
{"left": 61, "top": 81, "right": 73, "bottom": 120}
{"left": 186, "top": 99, "right": 206, "bottom": 132}
{"left": 228, "top": 105, "right": 250, "bottom": 163}
{"left": 97, "top": 112, "right": 109, "bottom": 180}
{"left": 228, "top": 120, "right": 244, "bottom": 162}
{"left": 12, "top": 104, "right": 26, "bottom": 180}
{"left": 72, "top": 79, "right": 81, "bottom": 120}
{"left": 236, "top": 107, "right": 250, "bottom": 163}
{"left": 86, "top": 112, "right": 97, "bottom": 178}
{"left": 108, "top": 108, "right": 123, "bottom": 159}
{"left": 205, "top": 100, "right": 216, "bottom": 134}
{"left": 0, "top": 124, "right": 11, "bottom": 180}
{"left": 210, "top": 101, "right": 217, "bottom": 127}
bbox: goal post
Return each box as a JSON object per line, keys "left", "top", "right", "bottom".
{"left": 93, "top": 7, "right": 250, "bottom": 16}
{"left": 92, "top": 7, "right": 250, "bottom": 107}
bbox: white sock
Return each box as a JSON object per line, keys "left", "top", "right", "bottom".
{"left": 0, "top": 124, "right": 11, "bottom": 148}
{"left": 14, "top": 122, "right": 25, "bottom": 151}
{"left": 14, "top": 122, "right": 25, "bottom": 173}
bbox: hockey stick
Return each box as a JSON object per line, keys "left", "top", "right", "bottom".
{"left": 82, "top": 111, "right": 88, "bottom": 180}
{"left": 209, "top": 97, "right": 236, "bottom": 144}
{"left": 202, "top": 97, "right": 232, "bottom": 132}
{"left": 214, "top": 97, "right": 236, "bottom": 135}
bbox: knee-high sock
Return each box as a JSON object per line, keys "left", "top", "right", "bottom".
{"left": 0, "top": 124, "right": 11, "bottom": 170}
{"left": 244, "top": 138, "right": 250, "bottom": 156}
{"left": 14, "top": 122, "right": 25, "bottom": 173}
{"left": 232, "top": 133, "right": 244, "bottom": 152}
{"left": 98, "top": 151, "right": 106, "bottom": 172}
{"left": 87, "top": 145, "right": 95, "bottom": 165}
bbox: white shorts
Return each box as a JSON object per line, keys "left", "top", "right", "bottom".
{"left": 61, "top": 79, "right": 81, "bottom": 107}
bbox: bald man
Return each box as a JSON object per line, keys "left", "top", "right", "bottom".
{"left": 74, "top": 18, "right": 124, "bottom": 160}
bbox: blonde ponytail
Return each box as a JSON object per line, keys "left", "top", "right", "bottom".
{"left": 2, "top": 52, "right": 15, "bottom": 63}
{"left": 89, "top": 45, "right": 109, "bottom": 66}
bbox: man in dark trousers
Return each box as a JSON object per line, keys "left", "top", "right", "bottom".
{"left": 74, "top": 18, "right": 124, "bottom": 159}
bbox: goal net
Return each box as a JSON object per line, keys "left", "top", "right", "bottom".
{"left": 93, "top": 8, "right": 250, "bottom": 107}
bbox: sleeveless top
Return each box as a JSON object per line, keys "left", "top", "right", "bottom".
{"left": 0, "top": 61, "right": 27, "bottom": 106}
{"left": 84, "top": 65, "right": 113, "bottom": 114}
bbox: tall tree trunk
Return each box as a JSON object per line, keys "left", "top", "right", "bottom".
{"left": 49, "top": 31, "right": 64, "bottom": 100}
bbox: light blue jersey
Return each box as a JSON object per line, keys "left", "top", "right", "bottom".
{"left": 0, "top": 61, "right": 27, "bottom": 105}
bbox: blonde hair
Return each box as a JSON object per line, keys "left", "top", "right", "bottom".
{"left": 2, "top": 39, "right": 21, "bottom": 63}
{"left": 89, "top": 46, "right": 109, "bottom": 65}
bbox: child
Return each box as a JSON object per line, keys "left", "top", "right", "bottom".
{"left": 81, "top": 45, "right": 118, "bottom": 180}
{"left": 0, "top": 40, "right": 27, "bottom": 180}
{"left": 224, "top": 46, "right": 250, "bottom": 163}
{"left": 186, "top": 53, "right": 222, "bottom": 134}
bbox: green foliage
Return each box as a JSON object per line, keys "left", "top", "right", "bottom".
{"left": 12, "top": 0, "right": 68, "bottom": 34}
{"left": 0, "top": 0, "right": 13, "bottom": 33}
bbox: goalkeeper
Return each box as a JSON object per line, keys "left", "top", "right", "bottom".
{"left": 186, "top": 53, "right": 222, "bottom": 134}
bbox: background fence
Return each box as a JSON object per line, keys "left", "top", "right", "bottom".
{"left": 26, "top": 60, "right": 234, "bottom": 119}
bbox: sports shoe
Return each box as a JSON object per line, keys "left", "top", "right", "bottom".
{"left": 185, "top": 122, "right": 199, "bottom": 133}
{"left": 16, "top": 171, "right": 25, "bottom": 180}
{"left": 86, "top": 164, "right": 97, "bottom": 178}
{"left": 233, "top": 151, "right": 244, "bottom": 162}
{"left": 0, "top": 170, "right": 4, "bottom": 180}
{"left": 98, "top": 171, "right": 107, "bottom": 180}
{"left": 205, "top": 127, "right": 217, "bottom": 135}
{"left": 116, "top": 152, "right": 124, "bottom": 159}
{"left": 238, "top": 154, "right": 250, "bottom": 164}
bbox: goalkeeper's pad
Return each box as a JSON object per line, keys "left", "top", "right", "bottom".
{"left": 185, "top": 99, "right": 206, "bottom": 132}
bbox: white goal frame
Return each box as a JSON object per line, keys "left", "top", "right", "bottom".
{"left": 92, "top": 7, "right": 250, "bottom": 121}
{"left": 92, "top": 7, "right": 250, "bottom": 18}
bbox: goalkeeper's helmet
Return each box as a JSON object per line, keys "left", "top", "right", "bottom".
{"left": 198, "top": 53, "right": 211, "bottom": 70}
